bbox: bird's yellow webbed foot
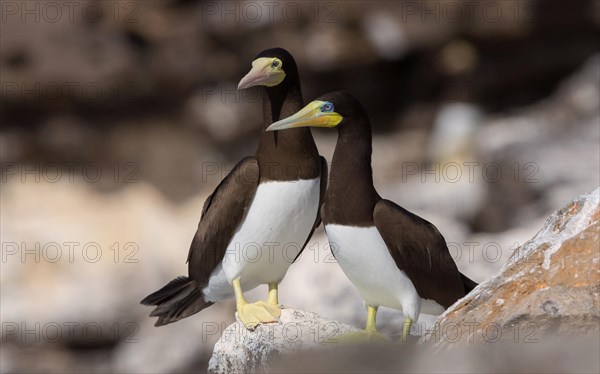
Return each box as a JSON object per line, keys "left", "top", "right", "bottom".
{"left": 233, "top": 278, "right": 278, "bottom": 330}
{"left": 252, "top": 301, "right": 282, "bottom": 319}
{"left": 252, "top": 282, "right": 282, "bottom": 318}
{"left": 324, "top": 305, "right": 388, "bottom": 344}
{"left": 237, "top": 302, "right": 278, "bottom": 330}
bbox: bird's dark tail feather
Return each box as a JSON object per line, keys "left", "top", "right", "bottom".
{"left": 140, "top": 276, "right": 212, "bottom": 326}
{"left": 460, "top": 273, "right": 478, "bottom": 294}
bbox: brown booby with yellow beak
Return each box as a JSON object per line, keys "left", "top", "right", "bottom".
{"left": 267, "top": 91, "right": 477, "bottom": 341}
{"left": 141, "top": 48, "right": 327, "bottom": 329}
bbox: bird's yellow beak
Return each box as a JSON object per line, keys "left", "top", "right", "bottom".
{"left": 238, "top": 57, "right": 285, "bottom": 89}
{"left": 266, "top": 101, "right": 342, "bottom": 131}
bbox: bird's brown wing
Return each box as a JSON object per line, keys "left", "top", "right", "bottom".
{"left": 373, "top": 199, "right": 464, "bottom": 308}
{"left": 187, "top": 156, "right": 259, "bottom": 283}
{"left": 200, "top": 192, "right": 214, "bottom": 219}
{"left": 293, "top": 156, "right": 328, "bottom": 262}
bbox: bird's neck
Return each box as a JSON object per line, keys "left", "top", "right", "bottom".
{"left": 256, "top": 83, "right": 320, "bottom": 181}
{"left": 324, "top": 118, "right": 380, "bottom": 226}
{"left": 261, "top": 82, "right": 302, "bottom": 125}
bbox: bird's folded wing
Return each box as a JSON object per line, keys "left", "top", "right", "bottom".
{"left": 187, "top": 156, "right": 260, "bottom": 284}
{"left": 293, "top": 156, "right": 329, "bottom": 262}
{"left": 373, "top": 199, "right": 464, "bottom": 308}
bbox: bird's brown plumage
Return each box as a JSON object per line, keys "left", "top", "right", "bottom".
{"left": 314, "top": 91, "right": 476, "bottom": 309}
{"left": 141, "top": 48, "right": 327, "bottom": 326}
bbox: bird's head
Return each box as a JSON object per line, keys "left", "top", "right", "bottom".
{"left": 266, "top": 91, "right": 365, "bottom": 131}
{"left": 238, "top": 48, "right": 298, "bottom": 90}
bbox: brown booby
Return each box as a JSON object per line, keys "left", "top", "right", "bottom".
{"left": 266, "top": 91, "right": 477, "bottom": 341}
{"left": 141, "top": 48, "right": 327, "bottom": 329}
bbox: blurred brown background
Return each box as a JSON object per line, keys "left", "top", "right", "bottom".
{"left": 1, "top": 0, "right": 599, "bottom": 372}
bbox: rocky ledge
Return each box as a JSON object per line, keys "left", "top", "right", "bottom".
{"left": 424, "top": 188, "right": 599, "bottom": 348}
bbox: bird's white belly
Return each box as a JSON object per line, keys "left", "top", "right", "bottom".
{"left": 203, "top": 178, "right": 320, "bottom": 301}
{"left": 325, "top": 224, "right": 423, "bottom": 320}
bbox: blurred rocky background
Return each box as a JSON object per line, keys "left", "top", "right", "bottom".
{"left": 1, "top": 0, "right": 599, "bottom": 372}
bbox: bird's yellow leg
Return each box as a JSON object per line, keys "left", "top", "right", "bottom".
{"left": 267, "top": 282, "right": 279, "bottom": 305}
{"left": 365, "top": 304, "right": 379, "bottom": 332}
{"left": 254, "top": 282, "right": 282, "bottom": 318}
{"left": 325, "top": 305, "right": 387, "bottom": 344}
{"left": 400, "top": 316, "right": 413, "bottom": 342}
{"left": 233, "top": 278, "right": 277, "bottom": 330}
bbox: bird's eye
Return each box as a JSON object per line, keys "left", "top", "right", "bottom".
{"left": 272, "top": 60, "right": 280, "bottom": 68}
{"left": 322, "top": 102, "right": 334, "bottom": 112}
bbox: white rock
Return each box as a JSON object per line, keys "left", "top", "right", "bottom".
{"left": 207, "top": 308, "right": 357, "bottom": 374}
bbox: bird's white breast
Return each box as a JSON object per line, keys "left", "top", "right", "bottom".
{"left": 324, "top": 224, "right": 425, "bottom": 320}
{"left": 203, "top": 178, "right": 320, "bottom": 301}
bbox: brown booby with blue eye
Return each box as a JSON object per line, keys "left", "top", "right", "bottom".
{"left": 141, "top": 48, "right": 327, "bottom": 329}
{"left": 267, "top": 91, "right": 477, "bottom": 341}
